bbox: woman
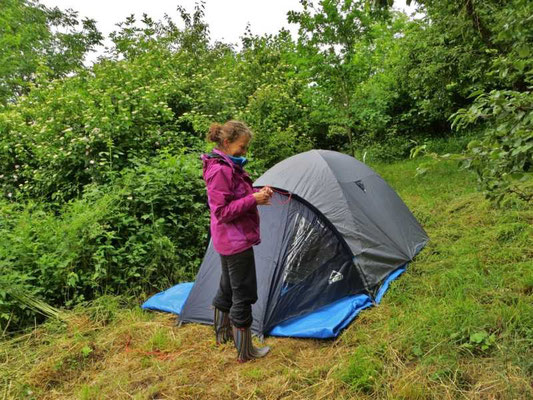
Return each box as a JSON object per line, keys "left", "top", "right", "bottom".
{"left": 201, "top": 120, "right": 273, "bottom": 363}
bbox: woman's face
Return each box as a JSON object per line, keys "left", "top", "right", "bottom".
{"left": 223, "top": 135, "right": 250, "bottom": 157}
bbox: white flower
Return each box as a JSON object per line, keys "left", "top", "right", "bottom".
{"left": 89, "top": 160, "right": 95, "bottom": 164}
{"left": 7, "top": 193, "right": 12, "bottom": 198}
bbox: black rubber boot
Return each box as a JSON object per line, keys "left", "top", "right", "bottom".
{"left": 214, "top": 308, "right": 233, "bottom": 345}
{"left": 233, "top": 326, "right": 270, "bottom": 363}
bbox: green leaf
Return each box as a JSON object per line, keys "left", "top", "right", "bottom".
{"left": 81, "top": 345, "right": 93, "bottom": 358}
{"left": 470, "top": 331, "right": 488, "bottom": 344}
{"left": 517, "top": 45, "right": 530, "bottom": 58}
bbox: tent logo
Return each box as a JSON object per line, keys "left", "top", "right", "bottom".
{"left": 328, "top": 270, "right": 343, "bottom": 284}
{"left": 355, "top": 180, "right": 366, "bottom": 192}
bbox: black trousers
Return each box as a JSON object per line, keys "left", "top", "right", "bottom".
{"left": 212, "top": 247, "right": 258, "bottom": 328}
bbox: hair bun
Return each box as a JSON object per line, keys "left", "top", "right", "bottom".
{"left": 207, "top": 123, "right": 222, "bottom": 143}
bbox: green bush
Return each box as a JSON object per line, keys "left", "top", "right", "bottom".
{"left": 0, "top": 152, "right": 208, "bottom": 331}
{"left": 423, "top": 132, "right": 480, "bottom": 155}
{"left": 354, "top": 133, "right": 413, "bottom": 162}
{"left": 243, "top": 79, "right": 314, "bottom": 170}
{"left": 0, "top": 48, "right": 210, "bottom": 204}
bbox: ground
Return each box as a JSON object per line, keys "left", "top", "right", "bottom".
{"left": 1, "top": 158, "right": 532, "bottom": 399}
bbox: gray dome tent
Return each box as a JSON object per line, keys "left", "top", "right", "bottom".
{"left": 180, "top": 150, "right": 428, "bottom": 337}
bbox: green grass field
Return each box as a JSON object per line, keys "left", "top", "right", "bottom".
{"left": 1, "top": 158, "right": 532, "bottom": 399}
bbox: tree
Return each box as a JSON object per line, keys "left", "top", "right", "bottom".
{"left": 0, "top": 0, "right": 103, "bottom": 105}
{"left": 375, "top": 0, "right": 533, "bottom": 202}
{"left": 288, "top": 0, "right": 391, "bottom": 156}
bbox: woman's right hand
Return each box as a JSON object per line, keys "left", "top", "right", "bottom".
{"left": 253, "top": 188, "right": 272, "bottom": 205}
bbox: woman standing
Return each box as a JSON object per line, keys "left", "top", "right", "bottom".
{"left": 202, "top": 120, "right": 273, "bottom": 362}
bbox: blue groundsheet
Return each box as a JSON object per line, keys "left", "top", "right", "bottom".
{"left": 142, "top": 282, "right": 194, "bottom": 315}
{"left": 142, "top": 267, "right": 406, "bottom": 339}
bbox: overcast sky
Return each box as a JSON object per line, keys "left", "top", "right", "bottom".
{"left": 38, "top": 0, "right": 418, "bottom": 65}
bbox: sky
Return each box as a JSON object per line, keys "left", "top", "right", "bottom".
{"left": 38, "top": 0, "right": 419, "bottom": 65}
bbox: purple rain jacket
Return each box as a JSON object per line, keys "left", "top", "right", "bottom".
{"left": 201, "top": 148, "right": 261, "bottom": 256}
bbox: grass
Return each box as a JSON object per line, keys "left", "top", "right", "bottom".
{"left": 1, "top": 157, "right": 532, "bottom": 399}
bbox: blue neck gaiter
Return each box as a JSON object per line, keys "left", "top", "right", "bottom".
{"left": 228, "top": 155, "right": 248, "bottom": 167}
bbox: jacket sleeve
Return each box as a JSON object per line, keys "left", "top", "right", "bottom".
{"left": 205, "top": 164, "right": 257, "bottom": 224}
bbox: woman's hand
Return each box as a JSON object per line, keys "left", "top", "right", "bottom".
{"left": 262, "top": 186, "right": 274, "bottom": 197}
{"left": 253, "top": 186, "right": 273, "bottom": 205}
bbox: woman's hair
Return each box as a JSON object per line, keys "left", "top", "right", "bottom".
{"left": 207, "top": 120, "right": 252, "bottom": 146}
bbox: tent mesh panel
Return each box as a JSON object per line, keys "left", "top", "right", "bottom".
{"left": 282, "top": 208, "right": 339, "bottom": 287}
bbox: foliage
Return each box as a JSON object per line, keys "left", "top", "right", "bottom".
{"left": 0, "top": 152, "right": 208, "bottom": 331}
{"left": 0, "top": 10, "right": 245, "bottom": 204}
{"left": 0, "top": 0, "right": 102, "bottom": 105}
{"left": 448, "top": 0, "right": 533, "bottom": 205}
{"left": 238, "top": 37, "right": 315, "bottom": 169}
{"left": 362, "top": 0, "right": 533, "bottom": 190}
{"left": 452, "top": 89, "right": 533, "bottom": 204}
{"left": 0, "top": 45, "right": 218, "bottom": 203}
{"left": 288, "top": 0, "right": 391, "bottom": 155}
{"left": 231, "top": 30, "right": 314, "bottom": 170}
{"left": 244, "top": 78, "right": 314, "bottom": 170}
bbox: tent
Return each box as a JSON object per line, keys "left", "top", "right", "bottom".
{"left": 143, "top": 150, "right": 428, "bottom": 338}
